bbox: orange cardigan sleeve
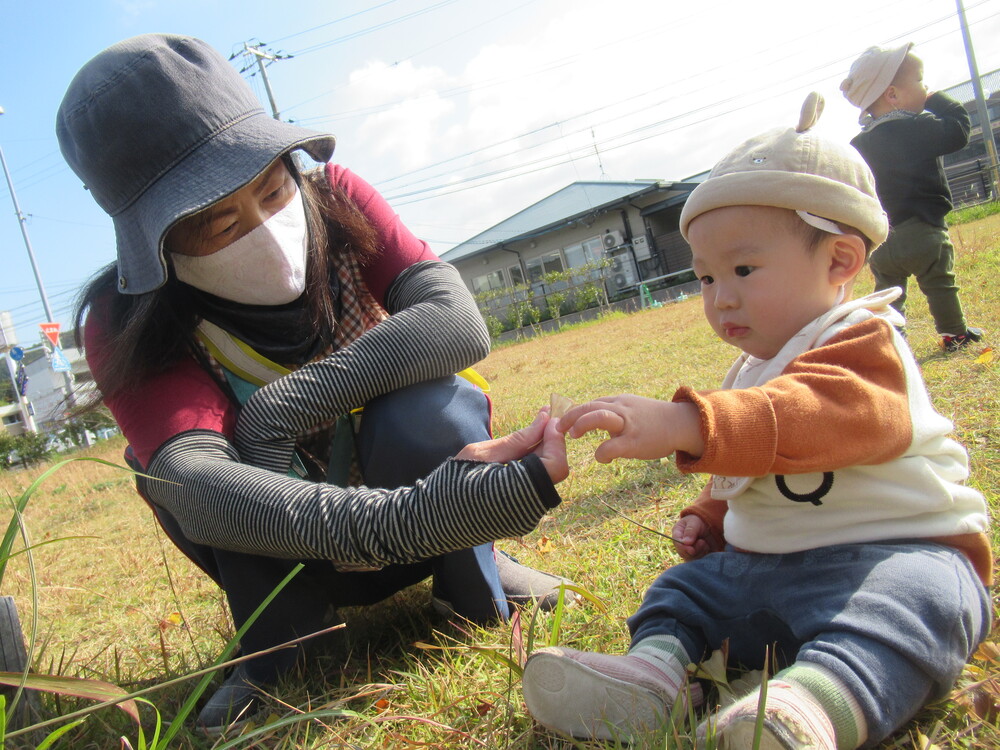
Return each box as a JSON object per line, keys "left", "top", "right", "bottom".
{"left": 674, "top": 317, "right": 912, "bottom": 477}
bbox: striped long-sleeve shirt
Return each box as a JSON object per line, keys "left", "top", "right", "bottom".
{"left": 86, "top": 165, "right": 561, "bottom": 565}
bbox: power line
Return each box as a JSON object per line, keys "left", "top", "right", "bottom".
{"left": 279, "top": 0, "right": 541, "bottom": 117}
{"left": 380, "top": 4, "right": 996, "bottom": 204}
{"left": 296, "top": 0, "right": 927, "bottom": 194}
{"left": 266, "top": 0, "right": 408, "bottom": 46}
{"left": 286, "top": 0, "right": 463, "bottom": 56}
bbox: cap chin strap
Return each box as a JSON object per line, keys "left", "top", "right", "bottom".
{"left": 796, "top": 210, "right": 844, "bottom": 235}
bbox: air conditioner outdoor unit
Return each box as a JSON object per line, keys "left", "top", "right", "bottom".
{"left": 603, "top": 230, "right": 625, "bottom": 249}
{"left": 604, "top": 246, "right": 637, "bottom": 297}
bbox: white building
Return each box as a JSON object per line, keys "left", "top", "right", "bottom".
{"left": 1, "top": 314, "right": 94, "bottom": 438}
{"left": 440, "top": 176, "right": 705, "bottom": 334}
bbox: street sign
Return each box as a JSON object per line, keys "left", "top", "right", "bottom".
{"left": 50, "top": 346, "right": 72, "bottom": 373}
{"left": 40, "top": 322, "right": 61, "bottom": 348}
{"left": 8, "top": 346, "right": 23, "bottom": 361}
{"left": 15, "top": 363, "right": 27, "bottom": 396}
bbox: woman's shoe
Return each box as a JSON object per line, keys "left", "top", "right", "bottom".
{"left": 195, "top": 665, "right": 268, "bottom": 736}
{"left": 495, "top": 549, "right": 579, "bottom": 610}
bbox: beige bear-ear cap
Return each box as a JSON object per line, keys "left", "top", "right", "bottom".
{"left": 797, "top": 92, "right": 824, "bottom": 133}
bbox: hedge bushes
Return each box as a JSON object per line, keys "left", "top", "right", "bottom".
{"left": 474, "top": 260, "right": 611, "bottom": 338}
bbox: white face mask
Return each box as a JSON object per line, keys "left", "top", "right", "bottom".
{"left": 170, "top": 188, "right": 309, "bottom": 305}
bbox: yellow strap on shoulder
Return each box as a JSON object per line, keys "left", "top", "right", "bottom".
{"left": 195, "top": 320, "right": 290, "bottom": 387}
{"left": 456, "top": 367, "right": 490, "bottom": 392}
{"left": 198, "top": 318, "right": 490, "bottom": 394}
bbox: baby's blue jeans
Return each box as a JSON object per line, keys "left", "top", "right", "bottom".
{"left": 628, "top": 541, "right": 990, "bottom": 745}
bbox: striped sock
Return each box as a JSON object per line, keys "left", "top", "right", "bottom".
{"left": 778, "top": 663, "right": 867, "bottom": 749}
{"left": 628, "top": 635, "right": 703, "bottom": 708}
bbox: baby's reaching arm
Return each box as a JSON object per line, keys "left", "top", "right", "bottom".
{"left": 558, "top": 394, "right": 704, "bottom": 463}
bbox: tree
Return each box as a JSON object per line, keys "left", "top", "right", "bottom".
{"left": 0, "top": 366, "right": 15, "bottom": 405}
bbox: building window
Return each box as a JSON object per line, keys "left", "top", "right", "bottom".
{"left": 509, "top": 265, "right": 525, "bottom": 286}
{"left": 563, "top": 237, "right": 604, "bottom": 270}
{"left": 526, "top": 252, "right": 564, "bottom": 284}
{"left": 471, "top": 269, "right": 506, "bottom": 294}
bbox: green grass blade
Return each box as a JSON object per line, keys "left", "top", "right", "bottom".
{"left": 0, "top": 457, "right": 139, "bottom": 582}
{"left": 155, "top": 562, "right": 305, "bottom": 747}
{"left": 33, "top": 718, "right": 88, "bottom": 750}
{"left": 0, "top": 671, "right": 140, "bottom": 722}
{"left": 210, "top": 708, "right": 363, "bottom": 749}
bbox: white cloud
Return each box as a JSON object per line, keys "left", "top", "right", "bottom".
{"left": 344, "top": 60, "right": 456, "bottom": 168}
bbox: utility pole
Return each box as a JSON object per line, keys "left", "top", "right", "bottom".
{"left": 0, "top": 106, "right": 78, "bottom": 426}
{"left": 0, "top": 312, "right": 37, "bottom": 435}
{"left": 955, "top": 0, "right": 999, "bottom": 199}
{"left": 233, "top": 41, "right": 292, "bottom": 120}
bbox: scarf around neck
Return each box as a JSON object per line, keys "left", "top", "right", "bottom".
{"left": 193, "top": 248, "right": 387, "bottom": 368}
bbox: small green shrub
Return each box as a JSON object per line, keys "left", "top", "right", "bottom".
{"left": 948, "top": 199, "right": 1000, "bottom": 226}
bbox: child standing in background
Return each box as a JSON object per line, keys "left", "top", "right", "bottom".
{"left": 520, "top": 94, "right": 991, "bottom": 749}
{"left": 841, "top": 43, "right": 983, "bottom": 351}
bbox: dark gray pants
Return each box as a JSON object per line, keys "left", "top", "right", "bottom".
{"left": 150, "top": 375, "right": 505, "bottom": 684}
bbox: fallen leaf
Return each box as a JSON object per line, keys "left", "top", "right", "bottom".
{"left": 975, "top": 641, "right": 1000, "bottom": 665}
{"left": 158, "top": 611, "right": 185, "bottom": 631}
{"left": 475, "top": 700, "right": 493, "bottom": 716}
{"left": 953, "top": 676, "right": 1000, "bottom": 722}
{"left": 975, "top": 347, "right": 994, "bottom": 364}
{"left": 549, "top": 393, "right": 574, "bottom": 419}
{"left": 689, "top": 648, "right": 730, "bottom": 686}
{"left": 536, "top": 535, "right": 552, "bottom": 553}
{"left": 374, "top": 698, "right": 390, "bottom": 712}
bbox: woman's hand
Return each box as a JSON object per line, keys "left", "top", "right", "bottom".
{"left": 558, "top": 395, "right": 704, "bottom": 464}
{"left": 671, "top": 515, "right": 720, "bottom": 561}
{"left": 456, "top": 409, "right": 568, "bottom": 484}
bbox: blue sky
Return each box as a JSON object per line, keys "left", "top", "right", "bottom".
{"left": 2, "top": 0, "right": 998, "bottom": 345}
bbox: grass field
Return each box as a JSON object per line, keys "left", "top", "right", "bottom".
{"left": 1, "top": 213, "right": 998, "bottom": 748}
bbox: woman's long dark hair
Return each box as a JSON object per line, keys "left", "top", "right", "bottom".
{"left": 73, "top": 157, "right": 380, "bottom": 404}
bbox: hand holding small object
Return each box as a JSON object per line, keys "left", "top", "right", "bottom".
{"left": 456, "top": 408, "right": 568, "bottom": 484}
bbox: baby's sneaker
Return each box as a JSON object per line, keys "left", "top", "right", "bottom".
{"left": 697, "top": 679, "right": 836, "bottom": 750}
{"left": 522, "top": 647, "right": 687, "bottom": 742}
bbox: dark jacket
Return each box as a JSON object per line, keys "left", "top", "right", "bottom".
{"left": 851, "top": 92, "right": 971, "bottom": 228}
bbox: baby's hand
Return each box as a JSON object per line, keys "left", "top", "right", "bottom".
{"left": 671, "top": 515, "right": 717, "bottom": 560}
{"left": 558, "top": 395, "right": 703, "bottom": 463}
{"left": 455, "top": 409, "right": 568, "bottom": 484}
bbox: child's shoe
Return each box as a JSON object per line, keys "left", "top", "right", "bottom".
{"left": 942, "top": 327, "right": 984, "bottom": 352}
{"left": 697, "top": 679, "right": 836, "bottom": 750}
{"left": 522, "top": 646, "right": 687, "bottom": 742}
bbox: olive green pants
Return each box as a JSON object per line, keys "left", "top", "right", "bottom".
{"left": 869, "top": 217, "right": 968, "bottom": 335}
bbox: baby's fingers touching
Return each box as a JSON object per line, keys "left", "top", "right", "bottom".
{"left": 592, "top": 436, "right": 632, "bottom": 464}
{"left": 563, "top": 408, "right": 625, "bottom": 439}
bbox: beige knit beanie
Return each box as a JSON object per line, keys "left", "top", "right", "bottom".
{"left": 840, "top": 43, "right": 913, "bottom": 112}
{"left": 679, "top": 92, "right": 888, "bottom": 248}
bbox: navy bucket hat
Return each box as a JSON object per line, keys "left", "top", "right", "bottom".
{"left": 56, "top": 34, "right": 336, "bottom": 295}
